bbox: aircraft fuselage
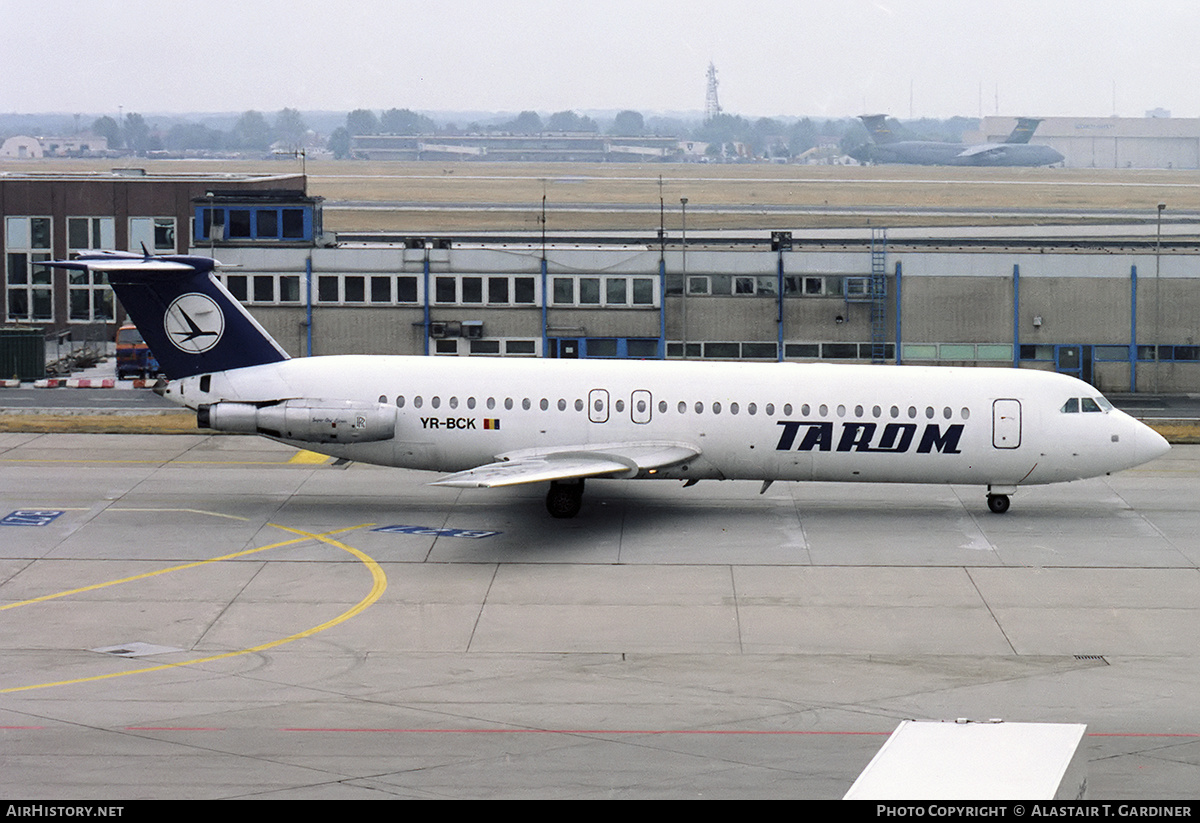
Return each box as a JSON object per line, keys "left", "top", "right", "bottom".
{"left": 869, "top": 141, "right": 1064, "bottom": 167}
{"left": 164, "top": 356, "right": 1166, "bottom": 490}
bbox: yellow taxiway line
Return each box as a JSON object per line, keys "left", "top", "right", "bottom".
{"left": 0, "top": 523, "right": 386, "bottom": 694}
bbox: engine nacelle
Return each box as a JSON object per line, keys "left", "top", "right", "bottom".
{"left": 198, "top": 399, "right": 396, "bottom": 444}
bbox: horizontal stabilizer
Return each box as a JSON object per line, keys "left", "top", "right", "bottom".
{"left": 432, "top": 441, "right": 701, "bottom": 488}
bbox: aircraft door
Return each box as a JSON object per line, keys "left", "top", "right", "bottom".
{"left": 631, "top": 390, "right": 652, "bottom": 424}
{"left": 588, "top": 389, "right": 609, "bottom": 423}
{"left": 992, "top": 398, "right": 1022, "bottom": 449}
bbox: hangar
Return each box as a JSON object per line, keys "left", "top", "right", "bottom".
{"left": 4, "top": 172, "right": 1200, "bottom": 393}
{"left": 968, "top": 115, "right": 1200, "bottom": 169}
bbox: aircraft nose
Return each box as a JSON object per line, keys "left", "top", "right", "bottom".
{"left": 1134, "top": 420, "right": 1171, "bottom": 464}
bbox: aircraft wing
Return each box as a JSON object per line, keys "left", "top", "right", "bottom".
{"left": 956, "top": 143, "right": 1006, "bottom": 158}
{"left": 431, "top": 441, "right": 701, "bottom": 488}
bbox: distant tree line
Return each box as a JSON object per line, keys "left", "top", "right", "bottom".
{"left": 0, "top": 106, "right": 977, "bottom": 162}
{"left": 328, "top": 108, "right": 982, "bottom": 161}
{"left": 89, "top": 108, "right": 311, "bottom": 155}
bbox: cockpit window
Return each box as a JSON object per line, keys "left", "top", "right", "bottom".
{"left": 1062, "top": 396, "right": 1109, "bottom": 414}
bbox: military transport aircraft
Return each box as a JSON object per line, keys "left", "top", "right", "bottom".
{"left": 42, "top": 252, "right": 1167, "bottom": 518}
{"left": 852, "top": 115, "right": 1065, "bottom": 166}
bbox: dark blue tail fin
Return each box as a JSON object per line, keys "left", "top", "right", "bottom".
{"left": 41, "top": 252, "right": 289, "bottom": 379}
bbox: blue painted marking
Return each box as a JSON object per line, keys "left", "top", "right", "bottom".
{"left": 372, "top": 525, "right": 501, "bottom": 539}
{"left": 2, "top": 510, "right": 65, "bottom": 527}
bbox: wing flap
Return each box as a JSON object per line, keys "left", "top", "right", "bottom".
{"left": 432, "top": 441, "right": 701, "bottom": 488}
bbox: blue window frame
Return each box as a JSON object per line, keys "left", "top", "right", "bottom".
{"left": 194, "top": 206, "right": 313, "bottom": 242}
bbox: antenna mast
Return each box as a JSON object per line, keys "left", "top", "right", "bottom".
{"left": 705, "top": 62, "right": 722, "bottom": 121}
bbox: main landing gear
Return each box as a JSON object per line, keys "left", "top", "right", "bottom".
{"left": 546, "top": 479, "right": 585, "bottom": 519}
{"left": 986, "top": 484, "right": 1015, "bottom": 514}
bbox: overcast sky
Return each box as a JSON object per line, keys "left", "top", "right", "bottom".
{"left": 5, "top": 0, "right": 1199, "bottom": 120}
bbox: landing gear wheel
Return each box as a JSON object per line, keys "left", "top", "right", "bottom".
{"left": 546, "top": 480, "right": 584, "bottom": 519}
{"left": 987, "top": 494, "right": 1010, "bottom": 515}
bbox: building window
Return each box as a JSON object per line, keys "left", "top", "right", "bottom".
{"left": 432, "top": 274, "right": 537, "bottom": 306}
{"left": 230, "top": 272, "right": 424, "bottom": 306}
{"left": 67, "top": 216, "right": 115, "bottom": 251}
{"left": 780, "top": 275, "right": 845, "bottom": 297}
{"left": 65, "top": 218, "right": 117, "bottom": 322}
{"left": 129, "top": 217, "right": 176, "bottom": 252}
{"left": 5, "top": 217, "right": 53, "bottom": 321}
{"left": 550, "top": 275, "right": 657, "bottom": 307}
{"left": 435, "top": 337, "right": 540, "bottom": 357}
{"left": 196, "top": 206, "right": 312, "bottom": 242}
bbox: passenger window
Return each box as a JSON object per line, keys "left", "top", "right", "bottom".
{"left": 943, "top": 407, "right": 952, "bottom": 419}
{"left": 748, "top": 403, "right": 757, "bottom": 415}
{"left": 678, "top": 401, "right": 687, "bottom": 414}
{"left": 414, "top": 396, "right": 423, "bottom": 408}
{"left": 961, "top": 407, "right": 971, "bottom": 420}
{"left": 467, "top": 397, "right": 476, "bottom": 409}
{"left": 486, "top": 397, "right": 495, "bottom": 409}
{"left": 432, "top": 396, "right": 441, "bottom": 409}
{"left": 873, "top": 405, "right": 882, "bottom": 418}
{"left": 449, "top": 396, "right": 458, "bottom": 409}
{"left": 836, "top": 405, "right": 845, "bottom": 417}
{"left": 766, "top": 403, "right": 775, "bottom": 415}
{"left": 378, "top": 395, "right": 386, "bottom": 404}
{"left": 576, "top": 399, "right": 585, "bottom": 412}
{"left": 558, "top": 399, "right": 567, "bottom": 411}
{"left": 854, "top": 405, "right": 863, "bottom": 417}
{"left": 730, "top": 402, "right": 739, "bottom": 415}
{"left": 1061, "top": 398, "right": 1079, "bottom": 413}
{"left": 801, "top": 404, "right": 810, "bottom": 416}
{"left": 712, "top": 402, "right": 721, "bottom": 414}
{"left": 396, "top": 396, "right": 405, "bottom": 408}
{"left": 694, "top": 401, "right": 703, "bottom": 414}
{"left": 1081, "top": 398, "right": 1102, "bottom": 412}
{"left": 658, "top": 400, "right": 667, "bottom": 413}
{"left": 783, "top": 403, "right": 793, "bottom": 416}
{"left": 504, "top": 398, "right": 513, "bottom": 410}
{"left": 819, "top": 404, "right": 828, "bottom": 416}
{"left": 540, "top": 398, "right": 548, "bottom": 411}
{"left": 522, "top": 398, "right": 531, "bottom": 410}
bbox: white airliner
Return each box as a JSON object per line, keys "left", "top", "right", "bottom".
{"left": 44, "top": 252, "right": 1170, "bottom": 518}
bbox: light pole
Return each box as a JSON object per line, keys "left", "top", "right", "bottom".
{"left": 680, "top": 197, "right": 689, "bottom": 359}
{"left": 1155, "top": 203, "right": 1165, "bottom": 393}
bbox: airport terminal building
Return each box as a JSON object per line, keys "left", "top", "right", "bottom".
{"left": 4, "top": 172, "right": 1200, "bottom": 392}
